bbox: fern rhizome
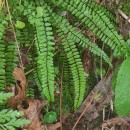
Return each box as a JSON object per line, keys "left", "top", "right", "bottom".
{"left": 0, "top": 0, "right": 129, "bottom": 111}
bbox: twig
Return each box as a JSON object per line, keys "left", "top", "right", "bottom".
{"left": 102, "top": 115, "right": 130, "bottom": 128}
{"left": 25, "top": 68, "right": 35, "bottom": 75}
{"left": 76, "top": 22, "right": 83, "bottom": 28}
{"left": 26, "top": 38, "right": 35, "bottom": 55}
{"left": 100, "top": 43, "right": 104, "bottom": 80}
{"left": 72, "top": 95, "right": 96, "bottom": 130}
{"left": 101, "top": 43, "right": 105, "bottom": 130}
{"left": 118, "top": 9, "right": 130, "bottom": 24}
{"left": 60, "top": 65, "right": 64, "bottom": 130}
{"left": 72, "top": 69, "right": 111, "bottom": 130}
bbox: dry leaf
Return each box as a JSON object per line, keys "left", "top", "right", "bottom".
{"left": 47, "top": 122, "right": 61, "bottom": 130}
{"left": 18, "top": 99, "right": 47, "bottom": 130}
{"left": 8, "top": 67, "right": 26, "bottom": 108}
{"left": 8, "top": 67, "right": 60, "bottom": 130}
{"left": 18, "top": 99, "right": 60, "bottom": 130}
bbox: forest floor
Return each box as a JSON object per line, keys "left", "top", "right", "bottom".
{"left": 10, "top": 66, "right": 130, "bottom": 130}
{"left": 5, "top": 0, "right": 130, "bottom": 130}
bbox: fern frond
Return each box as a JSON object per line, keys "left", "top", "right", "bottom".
{"left": 63, "top": 38, "right": 86, "bottom": 109}
{"left": 86, "top": 0, "right": 116, "bottom": 27}
{"left": 57, "top": 30, "right": 86, "bottom": 109}
{"left": 20, "top": 1, "right": 55, "bottom": 102}
{"left": 0, "top": 14, "right": 8, "bottom": 90}
{"left": 26, "top": 87, "right": 35, "bottom": 98}
{"left": 33, "top": 65, "right": 43, "bottom": 90}
{"left": 18, "top": 0, "right": 36, "bottom": 25}
{"left": 0, "top": 109, "right": 29, "bottom": 130}
{"left": 17, "top": 24, "right": 34, "bottom": 47}
{"left": 0, "top": 92, "right": 12, "bottom": 105}
{"left": 81, "top": 0, "right": 116, "bottom": 31}
{"left": 34, "top": 6, "right": 55, "bottom": 102}
{"left": 0, "top": 109, "right": 23, "bottom": 122}
{"left": 5, "top": 41, "right": 18, "bottom": 87}
{"left": 26, "top": 76, "right": 35, "bottom": 99}
{"left": 45, "top": 5, "right": 112, "bottom": 67}
{"left": 0, "top": 92, "right": 29, "bottom": 129}
{"left": 52, "top": 0, "right": 128, "bottom": 56}
{"left": 62, "top": 54, "right": 74, "bottom": 106}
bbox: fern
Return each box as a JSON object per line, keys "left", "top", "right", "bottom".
{"left": 0, "top": 14, "right": 8, "bottom": 90}
{"left": 34, "top": 7, "right": 55, "bottom": 102}
{"left": 0, "top": 15, "right": 18, "bottom": 89}
{"left": 60, "top": 33, "right": 86, "bottom": 109}
{"left": 1, "top": 0, "right": 127, "bottom": 110}
{"left": 46, "top": 8, "right": 112, "bottom": 66}
{"left": 19, "top": 1, "right": 36, "bottom": 25}
{"left": 51, "top": 0, "right": 128, "bottom": 56}
{"left": 20, "top": 1, "right": 55, "bottom": 102}
{"left": 36, "top": 3, "right": 86, "bottom": 108}
{"left": 83, "top": 0, "right": 117, "bottom": 28}
{"left": 18, "top": 0, "right": 113, "bottom": 108}
{"left": 16, "top": 1, "right": 112, "bottom": 108}
{"left": 16, "top": 25, "right": 34, "bottom": 47}
{"left": 0, "top": 109, "right": 29, "bottom": 130}
{"left": 26, "top": 87, "right": 35, "bottom": 98}
{"left": 63, "top": 54, "right": 74, "bottom": 109}
{"left": 0, "top": 92, "right": 29, "bottom": 129}
{"left": 0, "top": 92, "right": 12, "bottom": 105}
{"left": 26, "top": 76, "right": 35, "bottom": 99}
{"left": 5, "top": 41, "right": 18, "bottom": 87}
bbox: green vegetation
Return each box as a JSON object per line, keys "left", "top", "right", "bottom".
{"left": 0, "top": 0, "right": 130, "bottom": 129}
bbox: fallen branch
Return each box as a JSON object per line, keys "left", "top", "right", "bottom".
{"left": 64, "top": 72, "right": 114, "bottom": 130}
{"left": 102, "top": 115, "right": 130, "bottom": 128}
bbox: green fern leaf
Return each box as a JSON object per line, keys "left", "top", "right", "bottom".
{"left": 45, "top": 4, "right": 112, "bottom": 67}
{"left": 0, "top": 92, "right": 12, "bottom": 105}
{"left": 63, "top": 54, "right": 74, "bottom": 107}
{"left": 59, "top": 32, "right": 86, "bottom": 109}
{"left": 0, "top": 14, "right": 8, "bottom": 90}
{"left": 0, "top": 109, "right": 30, "bottom": 130}
{"left": 5, "top": 42, "right": 18, "bottom": 87}
{"left": 34, "top": 6, "right": 55, "bottom": 102}
{"left": 52, "top": 0, "right": 128, "bottom": 56}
